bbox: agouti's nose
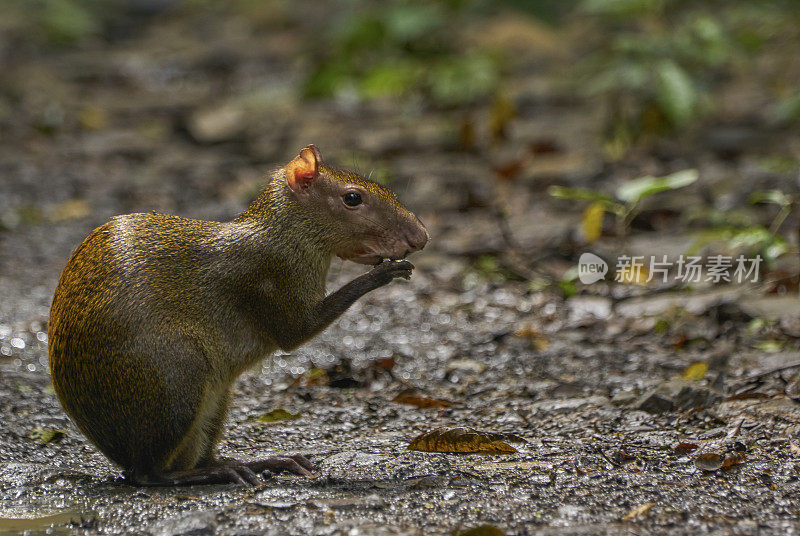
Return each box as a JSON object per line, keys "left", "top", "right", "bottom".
{"left": 406, "top": 219, "right": 430, "bottom": 252}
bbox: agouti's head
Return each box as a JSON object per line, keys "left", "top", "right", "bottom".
{"left": 284, "top": 145, "right": 429, "bottom": 265}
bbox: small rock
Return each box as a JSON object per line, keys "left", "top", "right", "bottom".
{"left": 634, "top": 391, "right": 675, "bottom": 414}
{"left": 662, "top": 379, "right": 722, "bottom": 410}
{"left": 633, "top": 379, "right": 722, "bottom": 414}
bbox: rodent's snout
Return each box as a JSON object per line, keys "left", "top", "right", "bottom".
{"left": 404, "top": 218, "right": 430, "bottom": 253}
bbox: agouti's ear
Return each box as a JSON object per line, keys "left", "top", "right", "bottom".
{"left": 286, "top": 144, "right": 323, "bottom": 191}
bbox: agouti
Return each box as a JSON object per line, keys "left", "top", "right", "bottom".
{"left": 48, "top": 145, "right": 428, "bottom": 486}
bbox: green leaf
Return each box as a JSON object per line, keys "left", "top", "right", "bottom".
{"left": 727, "top": 227, "right": 787, "bottom": 260}
{"left": 548, "top": 186, "right": 615, "bottom": 205}
{"left": 754, "top": 340, "right": 784, "bottom": 353}
{"left": 749, "top": 190, "right": 791, "bottom": 207}
{"left": 615, "top": 169, "right": 698, "bottom": 204}
{"left": 559, "top": 266, "right": 579, "bottom": 297}
{"left": 655, "top": 60, "right": 697, "bottom": 127}
{"left": 689, "top": 226, "right": 788, "bottom": 261}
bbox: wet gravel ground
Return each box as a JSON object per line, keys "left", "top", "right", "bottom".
{"left": 3, "top": 4, "right": 800, "bottom": 535}
{"left": 3, "top": 258, "right": 800, "bottom": 535}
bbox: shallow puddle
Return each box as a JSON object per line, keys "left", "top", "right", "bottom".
{"left": 0, "top": 510, "right": 91, "bottom": 535}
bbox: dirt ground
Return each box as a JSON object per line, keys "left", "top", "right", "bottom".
{"left": 2, "top": 4, "right": 800, "bottom": 535}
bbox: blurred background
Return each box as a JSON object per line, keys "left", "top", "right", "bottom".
{"left": 3, "top": 2, "right": 800, "bottom": 532}
{"left": 2, "top": 0, "right": 800, "bottom": 373}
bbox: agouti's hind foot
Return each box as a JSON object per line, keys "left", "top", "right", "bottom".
{"left": 125, "top": 464, "right": 264, "bottom": 487}
{"left": 245, "top": 454, "right": 314, "bottom": 476}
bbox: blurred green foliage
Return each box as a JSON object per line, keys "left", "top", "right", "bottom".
{"left": 549, "top": 169, "right": 698, "bottom": 238}
{"left": 303, "top": 0, "right": 502, "bottom": 105}
{"left": 2, "top": 0, "right": 116, "bottom": 45}
{"left": 690, "top": 189, "right": 798, "bottom": 264}
{"left": 575, "top": 0, "right": 800, "bottom": 149}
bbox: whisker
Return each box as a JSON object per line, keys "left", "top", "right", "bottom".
{"left": 356, "top": 212, "right": 394, "bottom": 235}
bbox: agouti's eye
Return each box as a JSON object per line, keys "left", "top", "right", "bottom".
{"left": 343, "top": 192, "right": 362, "bottom": 207}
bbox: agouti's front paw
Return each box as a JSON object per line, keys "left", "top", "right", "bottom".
{"left": 369, "top": 259, "right": 414, "bottom": 286}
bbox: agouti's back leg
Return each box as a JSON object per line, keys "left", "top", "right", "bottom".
{"left": 191, "top": 383, "right": 314, "bottom": 479}
{"left": 161, "top": 380, "right": 232, "bottom": 472}
{"left": 194, "top": 388, "right": 233, "bottom": 467}
{"left": 132, "top": 381, "right": 311, "bottom": 486}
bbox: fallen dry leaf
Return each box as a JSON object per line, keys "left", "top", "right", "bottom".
{"left": 790, "top": 442, "right": 800, "bottom": 456}
{"left": 695, "top": 417, "right": 747, "bottom": 472}
{"left": 721, "top": 452, "right": 747, "bottom": 469}
{"left": 581, "top": 202, "right": 605, "bottom": 243}
{"left": 695, "top": 451, "right": 746, "bottom": 471}
{"left": 622, "top": 502, "right": 655, "bottom": 521}
{"left": 393, "top": 391, "right": 452, "bottom": 409}
{"left": 673, "top": 442, "right": 700, "bottom": 455}
{"left": 408, "top": 427, "right": 524, "bottom": 454}
{"left": 695, "top": 452, "right": 725, "bottom": 471}
{"left": 726, "top": 392, "right": 769, "bottom": 401}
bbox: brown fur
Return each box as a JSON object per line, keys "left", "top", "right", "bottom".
{"left": 48, "top": 147, "right": 427, "bottom": 480}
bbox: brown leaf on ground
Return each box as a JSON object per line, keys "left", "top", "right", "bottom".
{"left": 673, "top": 442, "right": 700, "bottom": 455}
{"left": 721, "top": 452, "right": 747, "bottom": 469}
{"left": 695, "top": 417, "right": 747, "bottom": 471}
{"left": 695, "top": 449, "right": 747, "bottom": 472}
{"left": 393, "top": 390, "right": 452, "bottom": 409}
{"left": 408, "top": 427, "right": 524, "bottom": 454}
{"left": 726, "top": 392, "right": 769, "bottom": 401}
{"left": 695, "top": 452, "right": 724, "bottom": 472}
